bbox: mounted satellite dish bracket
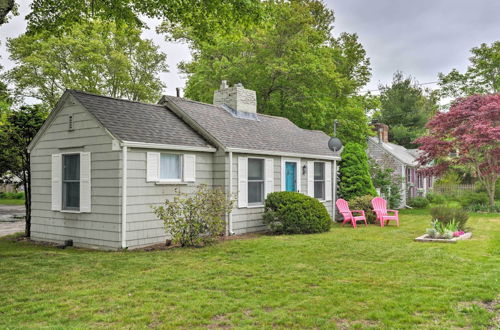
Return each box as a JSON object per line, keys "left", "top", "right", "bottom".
{"left": 328, "top": 119, "right": 343, "bottom": 152}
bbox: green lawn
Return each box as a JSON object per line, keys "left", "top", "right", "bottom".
{"left": 0, "top": 199, "right": 25, "bottom": 205}
{"left": 1, "top": 210, "right": 498, "bottom": 328}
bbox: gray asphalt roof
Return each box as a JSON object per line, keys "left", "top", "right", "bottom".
{"left": 163, "top": 96, "right": 339, "bottom": 157}
{"left": 368, "top": 137, "right": 417, "bottom": 166}
{"left": 69, "top": 90, "right": 212, "bottom": 148}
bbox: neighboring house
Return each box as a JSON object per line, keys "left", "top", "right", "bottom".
{"left": 367, "top": 123, "right": 433, "bottom": 207}
{"left": 28, "top": 82, "right": 340, "bottom": 250}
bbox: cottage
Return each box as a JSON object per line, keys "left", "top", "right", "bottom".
{"left": 367, "top": 123, "right": 433, "bottom": 207}
{"left": 28, "top": 82, "right": 340, "bottom": 250}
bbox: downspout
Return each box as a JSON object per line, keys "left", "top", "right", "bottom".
{"left": 121, "top": 145, "right": 128, "bottom": 248}
{"left": 332, "top": 160, "right": 337, "bottom": 221}
{"left": 228, "top": 151, "right": 234, "bottom": 235}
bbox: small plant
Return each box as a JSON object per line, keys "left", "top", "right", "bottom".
{"left": 430, "top": 206, "right": 469, "bottom": 231}
{"left": 264, "top": 192, "right": 331, "bottom": 234}
{"left": 348, "top": 195, "right": 376, "bottom": 224}
{"left": 426, "top": 218, "right": 467, "bottom": 239}
{"left": 153, "top": 185, "right": 234, "bottom": 247}
{"left": 408, "top": 197, "right": 429, "bottom": 208}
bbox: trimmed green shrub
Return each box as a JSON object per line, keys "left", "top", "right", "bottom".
{"left": 425, "top": 192, "right": 446, "bottom": 205}
{"left": 408, "top": 197, "right": 429, "bottom": 208}
{"left": 0, "top": 191, "right": 25, "bottom": 199}
{"left": 339, "top": 142, "right": 377, "bottom": 201}
{"left": 264, "top": 192, "right": 331, "bottom": 234}
{"left": 430, "top": 206, "right": 469, "bottom": 231}
{"left": 348, "top": 195, "right": 376, "bottom": 224}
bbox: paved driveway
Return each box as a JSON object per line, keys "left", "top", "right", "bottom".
{"left": 0, "top": 205, "right": 26, "bottom": 237}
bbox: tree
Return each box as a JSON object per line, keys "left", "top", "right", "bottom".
{"left": 6, "top": 20, "right": 168, "bottom": 108}
{"left": 0, "top": 105, "right": 48, "bottom": 237}
{"left": 369, "top": 159, "right": 401, "bottom": 208}
{"left": 0, "top": 80, "right": 13, "bottom": 124}
{"left": 376, "top": 71, "right": 438, "bottom": 148}
{"left": 0, "top": 0, "right": 15, "bottom": 25}
{"left": 168, "top": 0, "right": 372, "bottom": 144}
{"left": 338, "top": 142, "right": 377, "bottom": 201}
{"left": 438, "top": 41, "right": 500, "bottom": 98}
{"left": 415, "top": 94, "right": 500, "bottom": 207}
{"left": 26, "top": 0, "right": 262, "bottom": 42}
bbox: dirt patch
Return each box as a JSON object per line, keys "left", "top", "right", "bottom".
{"left": 458, "top": 298, "right": 499, "bottom": 329}
{"left": 208, "top": 314, "right": 232, "bottom": 329}
{"left": 331, "top": 317, "right": 380, "bottom": 329}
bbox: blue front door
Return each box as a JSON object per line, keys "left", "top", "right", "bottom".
{"left": 285, "top": 162, "right": 297, "bottom": 192}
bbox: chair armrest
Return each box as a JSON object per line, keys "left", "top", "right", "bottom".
{"left": 387, "top": 209, "right": 399, "bottom": 215}
{"left": 351, "top": 210, "right": 365, "bottom": 216}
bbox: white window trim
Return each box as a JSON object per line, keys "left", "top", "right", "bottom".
{"left": 247, "top": 157, "right": 266, "bottom": 207}
{"left": 313, "top": 161, "right": 326, "bottom": 201}
{"left": 281, "top": 157, "right": 301, "bottom": 193}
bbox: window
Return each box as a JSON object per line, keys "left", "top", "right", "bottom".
{"left": 314, "top": 162, "right": 325, "bottom": 199}
{"left": 62, "top": 154, "right": 80, "bottom": 210}
{"left": 160, "top": 154, "right": 181, "bottom": 181}
{"left": 248, "top": 158, "right": 265, "bottom": 204}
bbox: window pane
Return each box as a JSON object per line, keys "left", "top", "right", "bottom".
{"left": 314, "top": 162, "right": 324, "bottom": 180}
{"left": 160, "top": 154, "right": 181, "bottom": 180}
{"left": 314, "top": 181, "right": 325, "bottom": 199}
{"left": 63, "top": 154, "right": 80, "bottom": 180}
{"left": 63, "top": 182, "right": 80, "bottom": 209}
{"left": 248, "top": 181, "right": 264, "bottom": 204}
{"left": 248, "top": 159, "right": 264, "bottom": 180}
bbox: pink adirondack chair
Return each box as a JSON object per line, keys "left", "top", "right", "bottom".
{"left": 336, "top": 199, "right": 367, "bottom": 228}
{"left": 371, "top": 197, "right": 399, "bottom": 227}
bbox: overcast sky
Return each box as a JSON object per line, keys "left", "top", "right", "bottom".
{"left": 1, "top": 0, "right": 499, "bottom": 100}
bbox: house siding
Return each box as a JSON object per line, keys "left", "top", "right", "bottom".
{"left": 124, "top": 148, "right": 214, "bottom": 248}
{"left": 30, "top": 96, "right": 122, "bottom": 250}
{"left": 230, "top": 153, "right": 335, "bottom": 234}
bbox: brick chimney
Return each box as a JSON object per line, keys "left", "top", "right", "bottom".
{"left": 213, "top": 81, "right": 257, "bottom": 113}
{"left": 373, "top": 123, "right": 389, "bottom": 143}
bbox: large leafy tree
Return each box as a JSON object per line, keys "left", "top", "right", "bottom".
{"left": 166, "top": 0, "right": 372, "bottom": 144}
{"left": 338, "top": 142, "right": 377, "bottom": 201}
{"left": 0, "top": 0, "right": 15, "bottom": 25}
{"left": 416, "top": 94, "right": 500, "bottom": 207}
{"left": 438, "top": 41, "right": 500, "bottom": 98}
{"left": 6, "top": 20, "right": 168, "bottom": 108}
{"left": 0, "top": 105, "right": 48, "bottom": 237}
{"left": 376, "top": 71, "right": 438, "bottom": 148}
{"left": 26, "top": 0, "right": 262, "bottom": 42}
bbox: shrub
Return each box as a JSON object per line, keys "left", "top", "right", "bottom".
{"left": 408, "top": 197, "right": 429, "bottom": 208}
{"left": 339, "top": 142, "right": 377, "bottom": 201}
{"left": 430, "top": 206, "right": 469, "bottom": 231}
{"left": 458, "top": 191, "right": 488, "bottom": 208}
{"left": 264, "top": 192, "right": 331, "bottom": 234}
{"left": 0, "top": 191, "right": 25, "bottom": 199}
{"left": 425, "top": 192, "right": 446, "bottom": 205}
{"left": 348, "top": 195, "right": 376, "bottom": 224}
{"left": 368, "top": 160, "right": 402, "bottom": 209}
{"left": 153, "top": 185, "right": 234, "bottom": 247}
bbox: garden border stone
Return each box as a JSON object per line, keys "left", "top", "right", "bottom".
{"left": 414, "top": 232, "right": 472, "bottom": 243}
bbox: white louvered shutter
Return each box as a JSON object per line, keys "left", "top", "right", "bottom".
{"left": 183, "top": 154, "right": 196, "bottom": 182}
{"left": 51, "top": 154, "right": 62, "bottom": 211}
{"left": 238, "top": 156, "right": 248, "bottom": 208}
{"left": 307, "top": 161, "right": 314, "bottom": 197}
{"left": 80, "top": 152, "right": 92, "bottom": 212}
{"left": 265, "top": 158, "right": 274, "bottom": 197}
{"left": 325, "top": 161, "right": 332, "bottom": 201}
{"left": 146, "top": 152, "right": 160, "bottom": 182}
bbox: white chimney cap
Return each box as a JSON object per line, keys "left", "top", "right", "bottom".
{"left": 220, "top": 80, "right": 228, "bottom": 89}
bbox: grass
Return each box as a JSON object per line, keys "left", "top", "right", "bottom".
{"left": 0, "top": 210, "right": 499, "bottom": 328}
{"left": 0, "top": 198, "right": 25, "bottom": 205}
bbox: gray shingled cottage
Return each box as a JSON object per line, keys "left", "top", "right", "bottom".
{"left": 28, "top": 82, "right": 341, "bottom": 250}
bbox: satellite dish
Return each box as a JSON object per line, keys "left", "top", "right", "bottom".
{"left": 328, "top": 137, "right": 343, "bottom": 152}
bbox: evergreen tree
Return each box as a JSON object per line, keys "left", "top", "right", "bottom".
{"left": 338, "top": 142, "right": 377, "bottom": 201}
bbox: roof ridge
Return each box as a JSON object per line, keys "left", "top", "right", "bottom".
{"left": 68, "top": 89, "right": 164, "bottom": 107}
{"left": 164, "top": 95, "right": 221, "bottom": 108}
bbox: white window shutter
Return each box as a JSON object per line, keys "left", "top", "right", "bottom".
{"left": 146, "top": 152, "right": 160, "bottom": 182}
{"left": 183, "top": 154, "right": 196, "bottom": 182}
{"left": 238, "top": 156, "right": 248, "bottom": 208}
{"left": 307, "top": 161, "right": 314, "bottom": 197}
{"left": 80, "top": 152, "right": 92, "bottom": 212}
{"left": 265, "top": 158, "right": 274, "bottom": 197}
{"left": 51, "top": 154, "right": 62, "bottom": 211}
{"left": 325, "top": 161, "right": 332, "bottom": 201}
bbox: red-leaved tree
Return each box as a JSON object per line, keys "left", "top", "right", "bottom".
{"left": 415, "top": 94, "right": 500, "bottom": 207}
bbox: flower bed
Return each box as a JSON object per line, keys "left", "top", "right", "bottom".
{"left": 415, "top": 232, "right": 472, "bottom": 243}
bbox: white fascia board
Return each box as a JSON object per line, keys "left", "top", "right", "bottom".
{"left": 227, "top": 148, "right": 341, "bottom": 161}
{"left": 121, "top": 141, "right": 216, "bottom": 152}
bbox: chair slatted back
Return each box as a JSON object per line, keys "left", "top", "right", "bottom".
{"left": 371, "top": 197, "right": 387, "bottom": 215}
{"left": 336, "top": 199, "right": 352, "bottom": 218}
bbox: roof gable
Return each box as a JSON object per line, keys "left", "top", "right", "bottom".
{"left": 368, "top": 137, "right": 417, "bottom": 166}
